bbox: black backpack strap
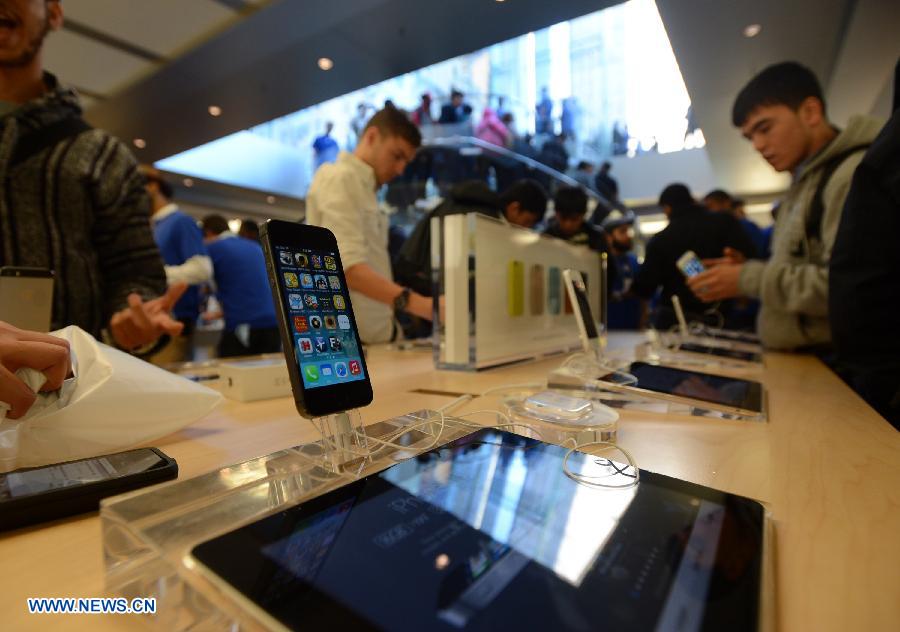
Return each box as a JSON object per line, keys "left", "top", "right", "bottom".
{"left": 9, "top": 117, "right": 92, "bottom": 170}
{"left": 805, "top": 144, "right": 870, "bottom": 241}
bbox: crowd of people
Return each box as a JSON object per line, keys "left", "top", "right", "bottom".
{"left": 313, "top": 86, "right": 607, "bottom": 197}
{"left": 1, "top": 0, "right": 897, "bottom": 427}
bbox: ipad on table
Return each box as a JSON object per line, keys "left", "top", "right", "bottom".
{"left": 191, "top": 429, "right": 765, "bottom": 631}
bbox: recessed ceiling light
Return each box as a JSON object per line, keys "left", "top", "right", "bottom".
{"left": 743, "top": 24, "right": 762, "bottom": 38}
{"left": 183, "top": 178, "right": 194, "bottom": 187}
{"left": 317, "top": 57, "right": 334, "bottom": 71}
{"left": 266, "top": 195, "right": 277, "bottom": 204}
{"left": 133, "top": 138, "right": 146, "bottom": 149}
{"left": 208, "top": 105, "right": 222, "bottom": 117}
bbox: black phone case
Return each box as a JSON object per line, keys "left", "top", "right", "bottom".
{"left": 259, "top": 220, "right": 373, "bottom": 417}
{"left": 0, "top": 448, "right": 178, "bottom": 531}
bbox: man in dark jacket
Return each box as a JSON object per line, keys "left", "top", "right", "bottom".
{"left": 0, "top": 0, "right": 181, "bottom": 351}
{"left": 395, "top": 179, "right": 548, "bottom": 296}
{"left": 830, "top": 89, "right": 900, "bottom": 429}
{"left": 633, "top": 184, "right": 756, "bottom": 330}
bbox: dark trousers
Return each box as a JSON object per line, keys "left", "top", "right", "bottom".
{"left": 218, "top": 326, "right": 281, "bottom": 358}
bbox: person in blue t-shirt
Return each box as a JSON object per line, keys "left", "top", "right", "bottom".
{"left": 602, "top": 211, "right": 645, "bottom": 330}
{"left": 312, "top": 122, "right": 340, "bottom": 171}
{"left": 201, "top": 215, "right": 280, "bottom": 358}
{"left": 142, "top": 166, "right": 212, "bottom": 362}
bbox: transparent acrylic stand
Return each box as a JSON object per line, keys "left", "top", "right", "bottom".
{"left": 504, "top": 398, "right": 618, "bottom": 445}
{"left": 658, "top": 296, "right": 764, "bottom": 360}
{"left": 640, "top": 331, "right": 764, "bottom": 372}
{"left": 547, "top": 359, "right": 767, "bottom": 422}
{"left": 100, "top": 409, "right": 480, "bottom": 631}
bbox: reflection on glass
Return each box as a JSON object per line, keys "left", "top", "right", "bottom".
{"left": 381, "top": 434, "right": 636, "bottom": 586}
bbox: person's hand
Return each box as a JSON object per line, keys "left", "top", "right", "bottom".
{"left": 109, "top": 283, "right": 187, "bottom": 350}
{"left": 702, "top": 247, "right": 746, "bottom": 268}
{"left": 686, "top": 264, "right": 743, "bottom": 302}
{"left": 406, "top": 292, "right": 437, "bottom": 321}
{"left": 0, "top": 321, "right": 71, "bottom": 419}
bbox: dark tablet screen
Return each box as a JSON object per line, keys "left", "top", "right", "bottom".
{"left": 628, "top": 362, "right": 763, "bottom": 412}
{"left": 192, "top": 430, "right": 764, "bottom": 631}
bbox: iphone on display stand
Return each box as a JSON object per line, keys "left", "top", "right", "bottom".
{"left": 563, "top": 269, "right": 602, "bottom": 361}
{"left": 260, "top": 220, "right": 373, "bottom": 418}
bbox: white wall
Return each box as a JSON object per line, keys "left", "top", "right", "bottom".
{"left": 610, "top": 147, "right": 720, "bottom": 202}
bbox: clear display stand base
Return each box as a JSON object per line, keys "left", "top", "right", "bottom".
{"left": 100, "top": 409, "right": 479, "bottom": 631}
{"left": 640, "top": 333, "right": 764, "bottom": 372}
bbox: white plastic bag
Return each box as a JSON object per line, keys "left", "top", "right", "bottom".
{"left": 0, "top": 326, "right": 222, "bottom": 472}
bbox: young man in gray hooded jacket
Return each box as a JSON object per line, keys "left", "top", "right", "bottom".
{"left": 686, "top": 62, "right": 882, "bottom": 351}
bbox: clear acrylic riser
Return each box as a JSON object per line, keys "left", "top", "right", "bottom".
{"left": 100, "top": 408, "right": 592, "bottom": 630}
{"left": 637, "top": 337, "right": 765, "bottom": 373}
{"left": 548, "top": 366, "right": 768, "bottom": 423}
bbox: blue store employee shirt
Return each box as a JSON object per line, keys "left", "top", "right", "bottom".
{"left": 607, "top": 252, "right": 643, "bottom": 330}
{"left": 207, "top": 233, "right": 278, "bottom": 332}
{"left": 152, "top": 207, "right": 207, "bottom": 322}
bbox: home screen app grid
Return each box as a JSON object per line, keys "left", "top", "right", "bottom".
{"left": 277, "top": 247, "right": 365, "bottom": 387}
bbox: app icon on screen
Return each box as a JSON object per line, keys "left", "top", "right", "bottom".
{"left": 304, "top": 294, "right": 319, "bottom": 309}
{"left": 283, "top": 272, "right": 299, "bottom": 288}
{"left": 337, "top": 314, "right": 351, "bottom": 330}
{"left": 314, "top": 337, "right": 328, "bottom": 353}
{"left": 311, "top": 255, "right": 323, "bottom": 269}
{"left": 279, "top": 251, "right": 292, "bottom": 266}
{"left": 324, "top": 256, "right": 337, "bottom": 271}
{"left": 309, "top": 315, "right": 323, "bottom": 329}
{"left": 334, "top": 362, "right": 348, "bottom": 378}
{"left": 324, "top": 315, "right": 337, "bottom": 329}
{"left": 329, "top": 336, "right": 343, "bottom": 352}
{"left": 288, "top": 293, "right": 304, "bottom": 310}
{"left": 300, "top": 273, "right": 314, "bottom": 289}
{"left": 294, "top": 253, "right": 308, "bottom": 267}
{"left": 298, "top": 337, "right": 313, "bottom": 354}
{"left": 328, "top": 275, "right": 341, "bottom": 290}
{"left": 333, "top": 295, "right": 346, "bottom": 310}
{"left": 318, "top": 296, "right": 332, "bottom": 310}
{"left": 320, "top": 364, "right": 333, "bottom": 378}
{"left": 304, "top": 365, "right": 319, "bottom": 382}
{"left": 293, "top": 316, "right": 308, "bottom": 333}
{"left": 314, "top": 274, "right": 328, "bottom": 291}
{"left": 349, "top": 360, "right": 361, "bottom": 375}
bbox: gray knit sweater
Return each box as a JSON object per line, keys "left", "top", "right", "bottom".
{"left": 0, "top": 73, "right": 166, "bottom": 338}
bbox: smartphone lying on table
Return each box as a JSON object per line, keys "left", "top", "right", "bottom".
{"left": 260, "top": 220, "right": 374, "bottom": 418}
{"left": 0, "top": 447, "right": 177, "bottom": 531}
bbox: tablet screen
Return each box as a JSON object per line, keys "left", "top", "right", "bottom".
{"left": 628, "top": 362, "right": 763, "bottom": 412}
{"left": 192, "top": 430, "right": 763, "bottom": 631}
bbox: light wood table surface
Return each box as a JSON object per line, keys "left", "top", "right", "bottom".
{"left": 1, "top": 334, "right": 898, "bottom": 631}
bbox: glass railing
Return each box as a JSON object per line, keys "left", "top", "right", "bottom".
{"left": 383, "top": 134, "right": 614, "bottom": 227}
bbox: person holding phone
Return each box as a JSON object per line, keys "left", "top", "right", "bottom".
{"left": 632, "top": 184, "right": 755, "bottom": 330}
{"left": 305, "top": 106, "right": 433, "bottom": 343}
{"left": 0, "top": 321, "right": 70, "bottom": 420}
{"left": 685, "top": 62, "right": 882, "bottom": 351}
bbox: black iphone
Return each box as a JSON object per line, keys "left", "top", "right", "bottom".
{"left": 0, "top": 447, "right": 178, "bottom": 531}
{"left": 260, "top": 220, "right": 374, "bottom": 417}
